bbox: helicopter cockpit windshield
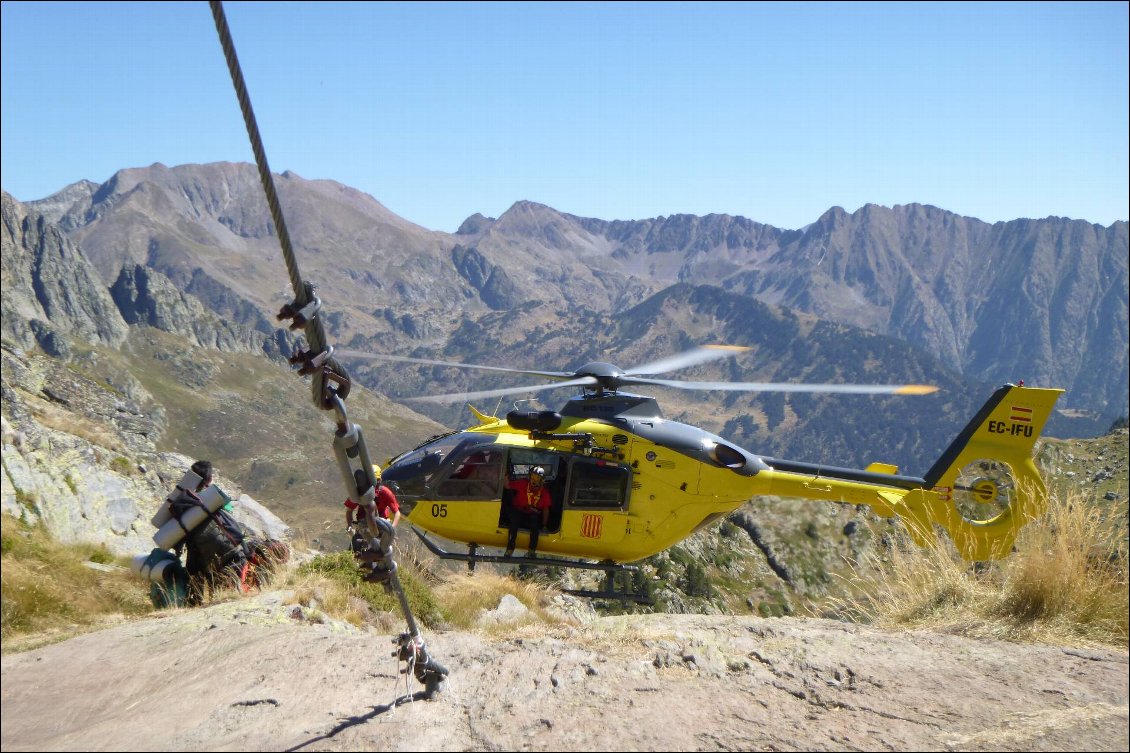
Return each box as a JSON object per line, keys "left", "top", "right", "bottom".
{"left": 383, "top": 433, "right": 496, "bottom": 503}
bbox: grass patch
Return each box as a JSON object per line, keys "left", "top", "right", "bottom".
{"left": 433, "top": 571, "right": 564, "bottom": 633}
{"left": 1, "top": 515, "right": 152, "bottom": 649}
{"left": 109, "top": 456, "right": 133, "bottom": 476}
{"left": 27, "top": 394, "right": 125, "bottom": 453}
{"left": 822, "top": 490, "right": 1129, "bottom": 647}
{"left": 286, "top": 550, "right": 444, "bottom": 629}
{"left": 284, "top": 552, "right": 568, "bottom": 634}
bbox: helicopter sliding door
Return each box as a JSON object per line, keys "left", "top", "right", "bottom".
{"left": 557, "top": 458, "right": 632, "bottom": 548}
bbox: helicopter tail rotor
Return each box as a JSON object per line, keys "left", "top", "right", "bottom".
{"left": 901, "top": 383, "right": 1063, "bottom": 560}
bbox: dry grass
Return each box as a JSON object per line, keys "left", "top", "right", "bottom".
{"left": 1, "top": 515, "right": 152, "bottom": 649}
{"left": 283, "top": 549, "right": 444, "bottom": 629}
{"left": 823, "top": 490, "right": 1129, "bottom": 647}
{"left": 27, "top": 395, "right": 125, "bottom": 454}
{"left": 433, "top": 571, "right": 565, "bottom": 634}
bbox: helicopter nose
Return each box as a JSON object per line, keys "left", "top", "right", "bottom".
{"left": 382, "top": 459, "right": 438, "bottom": 512}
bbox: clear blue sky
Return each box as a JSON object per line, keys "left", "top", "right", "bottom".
{"left": 2, "top": 1, "right": 1127, "bottom": 232}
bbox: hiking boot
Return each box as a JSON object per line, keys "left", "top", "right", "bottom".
{"left": 503, "top": 548, "right": 514, "bottom": 558}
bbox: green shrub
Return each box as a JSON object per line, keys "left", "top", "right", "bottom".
{"left": 295, "top": 550, "right": 444, "bottom": 628}
{"left": 681, "top": 561, "right": 714, "bottom": 597}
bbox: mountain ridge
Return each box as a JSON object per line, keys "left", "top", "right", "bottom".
{"left": 25, "top": 162, "right": 1127, "bottom": 424}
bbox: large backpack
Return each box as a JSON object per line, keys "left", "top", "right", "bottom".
{"left": 169, "top": 492, "right": 250, "bottom": 577}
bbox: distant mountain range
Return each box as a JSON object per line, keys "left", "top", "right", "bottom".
{"left": 5, "top": 162, "right": 1128, "bottom": 471}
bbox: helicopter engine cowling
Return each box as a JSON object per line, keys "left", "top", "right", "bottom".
{"left": 709, "top": 442, "right": 747, "bottom": 470}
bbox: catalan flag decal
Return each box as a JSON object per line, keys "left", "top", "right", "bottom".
{"left": 1009, "top": 405, "right": 1033, "bottom": 423}
{"left": 580, "top": 514, "right": 603, "bottom": 539}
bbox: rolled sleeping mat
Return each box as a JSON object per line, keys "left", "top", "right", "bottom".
{"left": 152, "top": 484, "right": 230, "bottom": 550}
{"left": 134, "top": 549, "right": 190, "bottom": 609}
{"left": 131, "top": 548, "right": 186, "bottom": 586}
{"left": 150, "top": 470, "right": 204, "bottom": 528}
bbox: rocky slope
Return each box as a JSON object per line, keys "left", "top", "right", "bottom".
{"left": 0, "top": 342, "right": 288, "bottom": 555}
{"left": 1, "top": 192, "right": 446, "bottom": 553}
{"left": 1, "top": 592, "right": 1126, "bottom": 752}
{"left": 1, "top": 190, "right": 129, "bottom": 355}
{"left": 0, "top": 328, "right": 447, "bottom": 554}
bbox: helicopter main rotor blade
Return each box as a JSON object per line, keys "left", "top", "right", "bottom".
{"left": 337, "top": 350, "right": 575, "bottom": 380}
{"left": 406, "top": 376, "right": 600, "bottom": 404}
{"left": 623, "top": 344, "right": 751, "bottom": 376}
{"left": 619, "top": 376, "right": 938, "bottom": 395}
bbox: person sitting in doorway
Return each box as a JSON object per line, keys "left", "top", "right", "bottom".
{"left": 504, "top": 465, "right": 550, "bottom": 558}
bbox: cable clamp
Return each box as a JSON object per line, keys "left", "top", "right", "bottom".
{"left": 277, "top": 293, "right": 323, "bottom": 331}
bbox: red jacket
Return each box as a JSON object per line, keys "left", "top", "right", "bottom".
{"left": 344, "top": 485, "right": 400, "bottom": 520}
{"left": 507, "top": 478, "right": 551, "bottom": 514}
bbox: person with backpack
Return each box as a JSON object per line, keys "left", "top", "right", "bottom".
{"left": 170, "top": 460, "right": 251, "bottom": 606}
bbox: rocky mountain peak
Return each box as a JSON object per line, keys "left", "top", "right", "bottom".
{"left": 109, "top": 264, "right": 282, "bottom": 356}
{"left": 1, "top": 191, "right": 129, "bottom": 354}
{"left": 24, "top": 179, "right": 99, "bottom": 224}
{"left": 456, "top": 212, "right": 495, "bottom": 235}
{"left": 9, "top": 162, "right": 1127, "bottom": 425}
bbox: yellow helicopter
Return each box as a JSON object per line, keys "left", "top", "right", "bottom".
{"left": 346, "top": 345, "right": 1062, "bottom": 597}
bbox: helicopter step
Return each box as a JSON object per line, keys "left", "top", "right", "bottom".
{"left": 413, "top": 528, "right": 639, "bottom": 572}
{"left": 415, "top": 524, "right": 646, "bottom": 572}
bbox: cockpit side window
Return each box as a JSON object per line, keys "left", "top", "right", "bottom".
{"left": 436, "top": 447, "right": 505, "bottom": 499}
{"left": 506, "top": 449, "right": 559, "bottom": 481}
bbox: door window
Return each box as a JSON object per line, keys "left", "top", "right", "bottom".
{"left": 568, "top": 461, "right": 631, "bottom": 509}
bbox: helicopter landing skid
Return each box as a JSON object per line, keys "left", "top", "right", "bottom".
{"left": 412, "top": 529, "right": 651, "bottom": 603}
{"left": 561, "top": 573, "right": 653, "bottom": 605}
